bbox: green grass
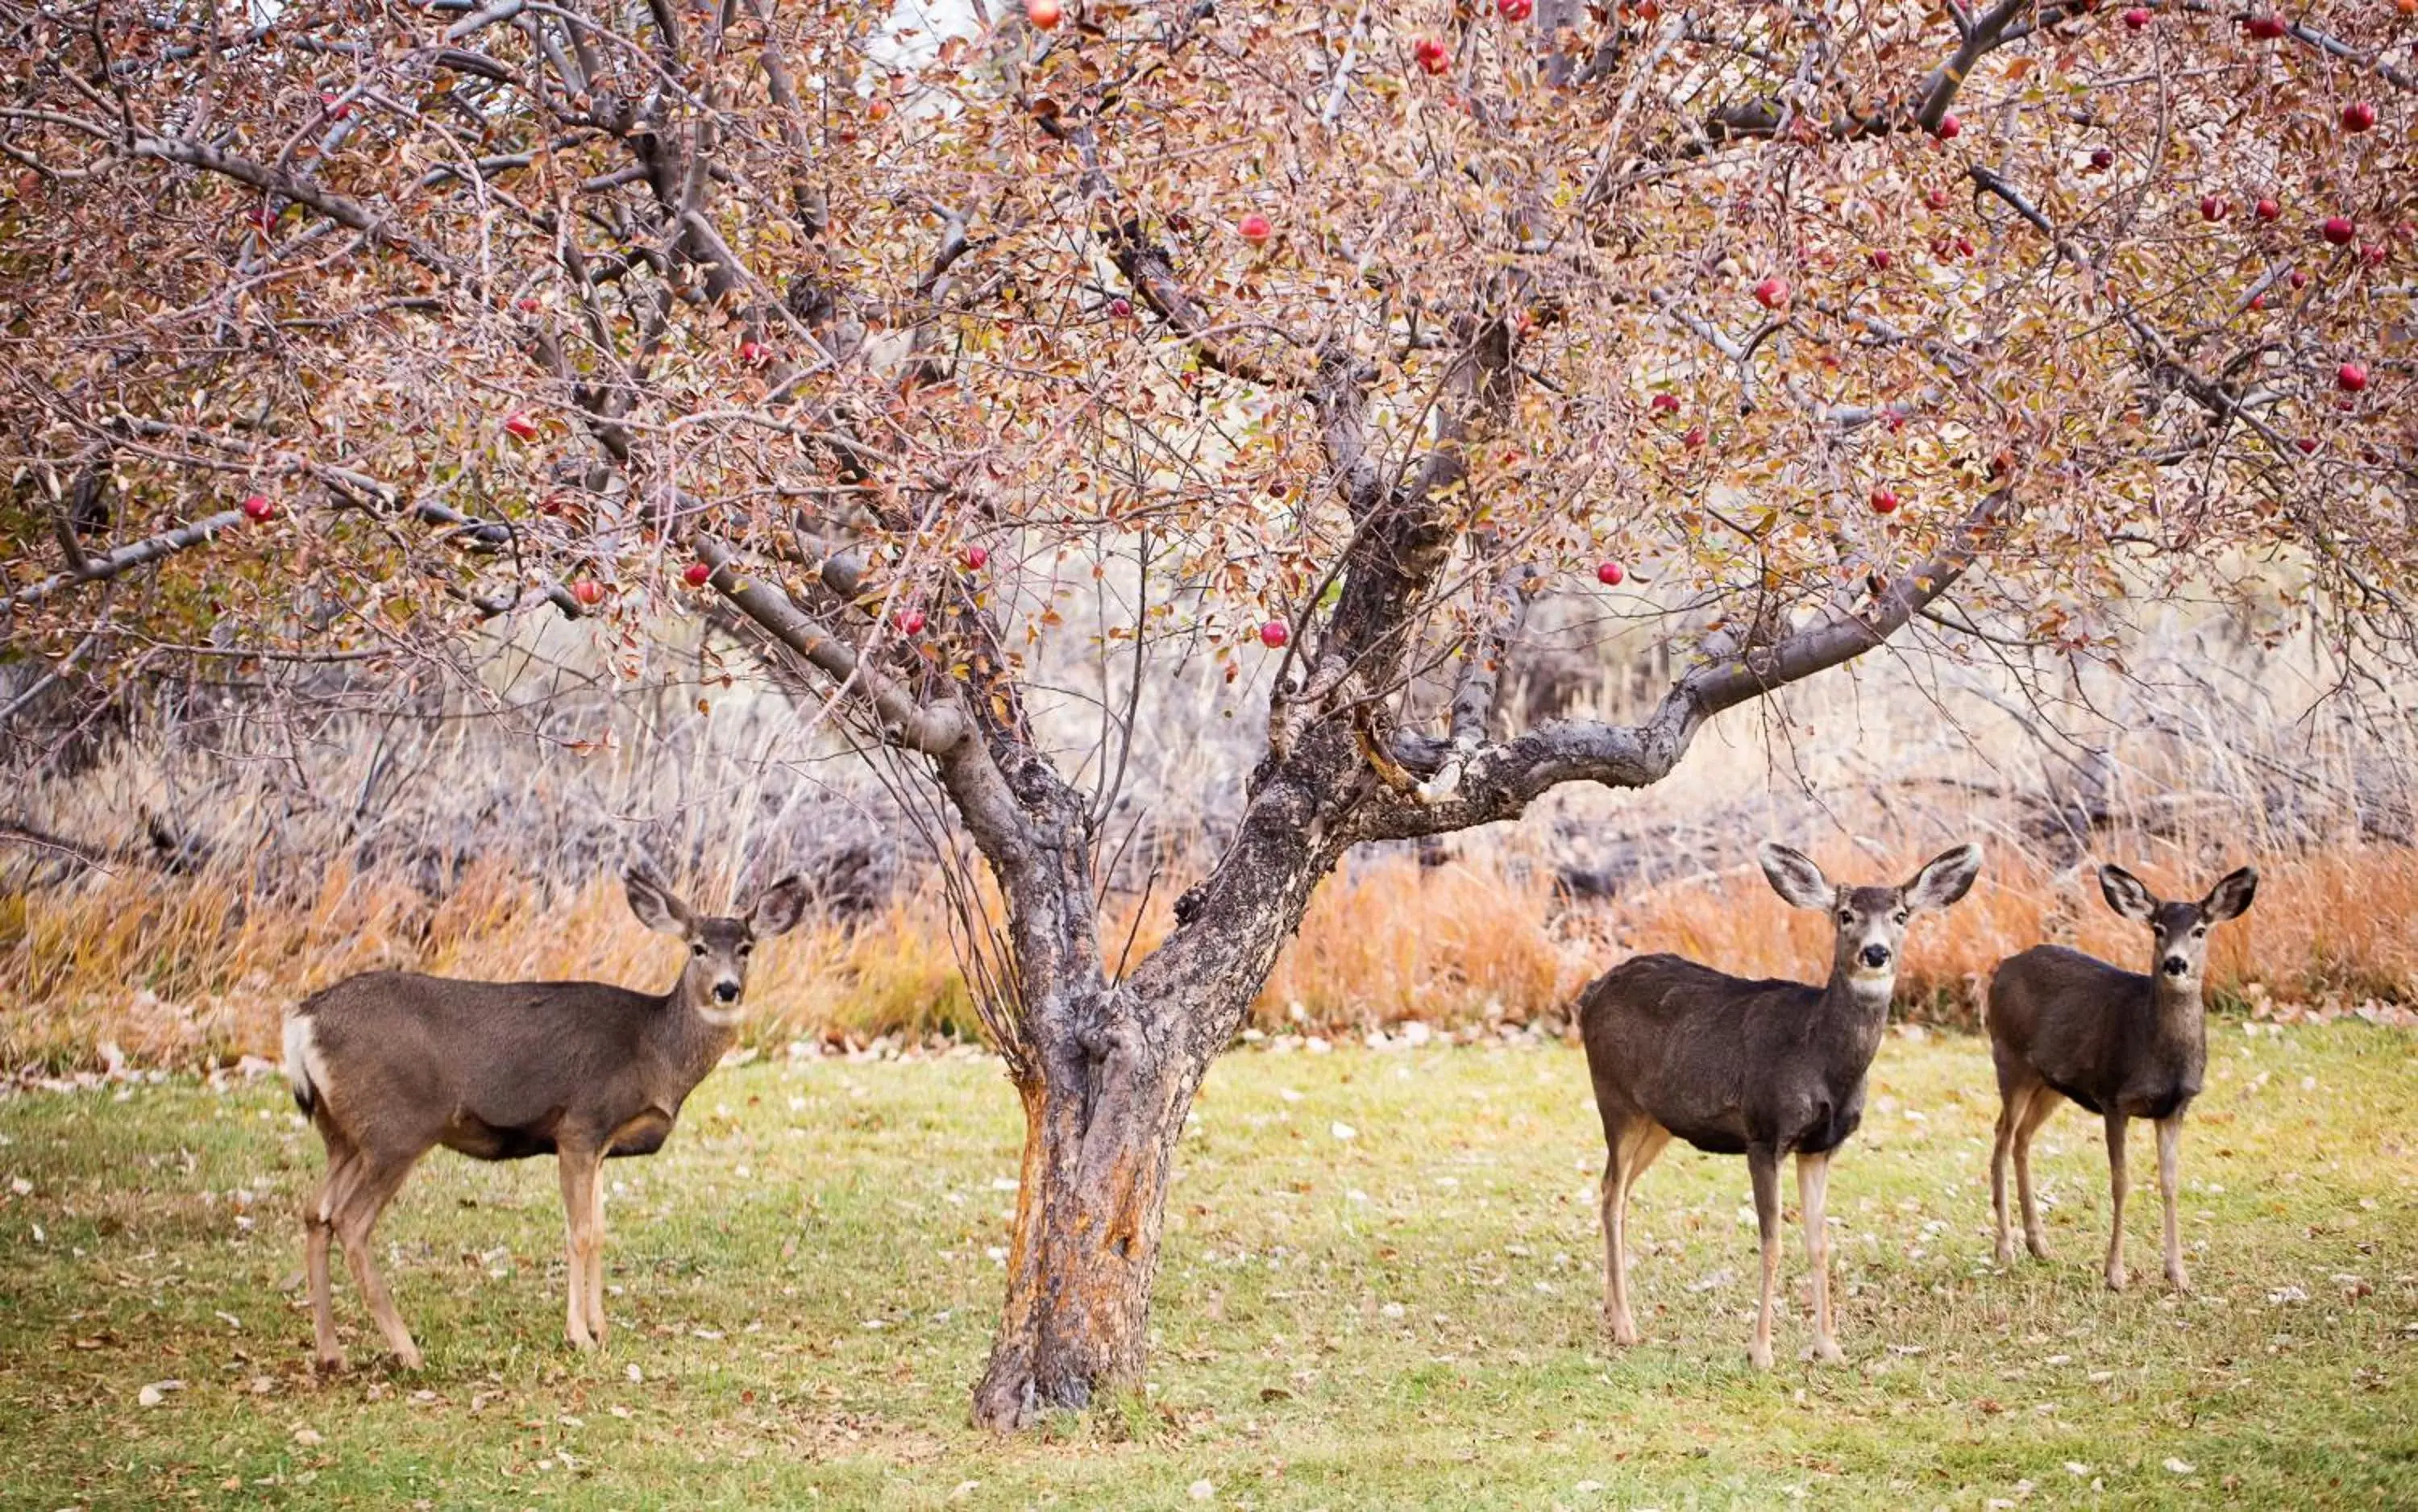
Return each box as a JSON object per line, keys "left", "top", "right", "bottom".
{"left": 3, "top": 1025, "right": 2416, "bottom": 1510}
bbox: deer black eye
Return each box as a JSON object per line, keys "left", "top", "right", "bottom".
{"left": 738, "top": 943, "right": 753, "bottom": 957}
{"left": 2192, "top": 926, "right": 2206, "bottom": 938}
{"left": 1838, "top": 909, "right": 1854, "bottom": 924}
{"left": 690, "top": 943, "right": 706, "bottom": 957}
{"left": 1894, "top": 912, "right": 1909, "bottom": 925}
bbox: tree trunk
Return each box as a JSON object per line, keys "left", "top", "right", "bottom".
{"left": 970, "top": 1006, "right": 1211, "bottom": 1428}
{"left": 966, "top": 753, "right": 1341, "bottom": 1430}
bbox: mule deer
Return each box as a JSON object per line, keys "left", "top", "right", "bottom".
{"left": 1987, "top": 862, "right": 2256, "bottom": 1293}
{"left": 283, "top": 866, "right": 807, "bottom": 1369}
{"left": 1580, "top": 841, "right": 1982, "bottom": 1368}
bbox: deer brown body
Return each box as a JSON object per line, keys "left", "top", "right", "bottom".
{"left": 284, "top": 868, "right": 806, "bottom": 1369}
{"left": 1580, "top": 841, "right": 1982, "bottom": 1368}
{"left": 1987, "top": 863, "right": 2256, "bottom": 1292}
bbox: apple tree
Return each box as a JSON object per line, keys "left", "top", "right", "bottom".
{"left": 3, "top": 0, "right": 2413, "bottom": 1426}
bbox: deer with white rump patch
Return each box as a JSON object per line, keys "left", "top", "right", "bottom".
{"left": 1580, "top": 841, "right": 1982, "bottom": 1368}
{"left": 283, "top": 866, "right": 807, "bottom": 1369}
{"left": 1986, "top": 862, "right": 2256, "bottom": 1293}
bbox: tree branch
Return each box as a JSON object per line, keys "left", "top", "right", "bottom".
{"left": 1359, "top": 488, "right": 2023, "bottom": 839}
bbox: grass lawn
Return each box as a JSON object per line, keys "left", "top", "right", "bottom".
{"left": 2, "top": 1024, "right": 2414, "bottom": 1510}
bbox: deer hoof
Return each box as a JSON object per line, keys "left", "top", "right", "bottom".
{"left": 1805, "top": 1339, "right": 1844, "bottom": 1365}
{"left": 2104, "top": 1264, "right": 2129, "bottom": 1293}
{"left": 2167, "top": 1265, "right": 2192, "bottom": 1294}
{"left": 567, "top": 1327, "right": 596, "bottom": 1352}
{"left": 1992, "top": 1241, "right": 2016, "bottom": 1267}
{"left": 2025, "top": 1236, "right": 2051, "bottom": 1261}
{"left": 1609, "top": 1317, "right": 1639, "bottom": 1348}
{"left": 314, "top": 1349, "right": 347, "bottom": 1374}
{"left": 1747, "top": 1341, "right": 1774, "bottom": 1371}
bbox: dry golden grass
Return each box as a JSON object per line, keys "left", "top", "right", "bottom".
{"left": 7, "top": 833, "right": 2416, "bottom": 1071}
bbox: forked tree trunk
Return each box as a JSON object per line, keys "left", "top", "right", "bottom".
{"left": 962, "top": 759, "right": 1338, "bottom": 1431}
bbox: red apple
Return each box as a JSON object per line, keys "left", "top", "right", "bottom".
{"left": 2362, "top": 242, "right": 2388, "bottom": 265}
{"left": 1955, "top": 235, "right": 1976, "bottom": 258}
{"left": 2341, "top": 101, "right": 2376, "bottom": 133}
{"left": 1934, "top": 114, "right": 1961, "bottom": 140}
{"left": 739, "top": 339, "right": 769, "bottom": 365}
{"left": 1596, "top": 560, "right": 1626, "bottom": 587}
{"left": 1650, "top": 393, "right": 1681, "bottom": 415}
{"left": 867, "top": 98, "right": 892, "bottom": 123}
{"left": 1415, "top": 37, "right": 1449, "bottom": 74}
{"left": 1926, "top": 186, "right": 1952, "bottom": 210}
{"left": 1752, "top": 276, "right": 1789, "bottom": 309}
{"left": 1108, "top": 296, "right": 1133, "bottom": 319}
{"left": 1498, "top": 0, "right": 1533, "bottom": 20}
{"left": 2288, "top": 268, "right": 2309, "bottom": 289}
{"left": 2200, "top": 195, "right": 2228, "bottom": 222}
{"left": 961, "top": 544, "right": 990, "bottom": 570}
{"left": 2295, "top": 436, "right": 2320, "bottom": 455}
{"left": 514, "top": 295, "right": 541, "bottom": 313}
{"left": 1026, "top": 0, "right": 1062, "bottom": 27}
{"left": 1869, "top": 486, "right": 1900, "bottom": 515}
{"left": 2323, "top": 215, "right": 2356, "bottom": 246}
{"left": 2245, "top": 12, "right": 2287, "bottom": 37}
{"left": 2249, "top": 293, "right": 2267, "bottom": 310}
{"left": 2254, "top": 197, "right": 2280, "bottom": 222}
{"left": 320, "top": 91, "right": 353, "bottom": 120}
{"left": 898, "top": 609, "right": 928, "bottom": 634}
{"left": 1683, "top": 425, "right": 1707, "bottom": 449}
{"left": 683, "top": 562, "right": 713, "bottom": 588}
{"left": 1238, "top": 212, "right": 1273, "bottom": 247}
{"left": 2091, "top": 147, "right": 2115, "bottom": 169}
{"left": 1259, "top": 620, "right": 1290, "bottom": 649}
{"left": 2337, "top": 361, "right": 2369, "bottom": 393}
{"left": 1868, "top": 248, "right": 1893, "bottom": 270}
{"left": 2121, "top": 5, "right": 2151, "bottom": 25}
{"left": 240, "top": 492, "right": 276, "bottom": 522}
{"left": 570, "top": 579, "right": 603, "bottom": 607}
{"left": 505, "top": 412, "right": 538, "bottom": 441}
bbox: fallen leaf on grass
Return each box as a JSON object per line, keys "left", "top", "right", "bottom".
{"left": 136, "top": 1380, "right": 183, "bottom": 1408}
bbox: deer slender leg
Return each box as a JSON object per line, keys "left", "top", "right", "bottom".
{"left": 303, "top": 1137, "right": 359, "bottom": 1369}
{"left": 332, "top": 1153, "right": 422, "bottom": 1369}
{"left": 559, "top": 1147, "right": 603, "bottom": 1350}
{"left": 584, "top": 1158, "right": 609, "bottom": 1341}
{"left": 1989, "top": 1084, "right": 2024, "bottom": 1265}
{"left": 2012, "top": 1085, "right": 2060, "bottom": 1260}
{"left": 1600, "top": 1119, "right": 1669, "bottom": 1348}
{"left": 2102, "top": 1111, "right": 2130, "bottom": 1292}
{"left": 1797, "top": 1151, "right": 1841, "bottom": 1363}
{"left": 1747, "top": 1145, "right": 1782, "bottom": 1370}
{"left": 2156, "top": 1114, "right": 2190, "bottom": 1293}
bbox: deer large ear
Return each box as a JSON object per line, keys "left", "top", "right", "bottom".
{"left": 624, "top": 867, "right": 693, "bottom": 936}
{"left": 750, "top": 875, "right": 811, "bottom": 938}
{"left": 1905, "top": 842, "right": 1983, "bottom": 912}
{"left": 1759, "top": 843, "right": 1834, "bottom": 911}
{"left": 2201, "top": 866, "right": 2258, "bottom": 923}
{"left": 2098, "top": 864, "right": 2158, "bottom": 923}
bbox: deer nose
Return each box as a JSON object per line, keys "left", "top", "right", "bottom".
{"left": 2161, "top": 956, "right": 2189, "bottom": 977}
{"left": 713, "top": 981, "right": 741, "bottom": 1003}
{"left": 1860, "top": 944, "right": 1892, "bottom": 970}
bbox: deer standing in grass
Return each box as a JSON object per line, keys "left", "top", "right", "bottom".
{"left": 1581, "top": 841, "right": 1982, "bottom": 1368}
{"left": 1986, "top": 863, "right": 2257, "bottom": 1293}
{"left": 283, "top": 866, "right": 807, "bottom": 1369}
